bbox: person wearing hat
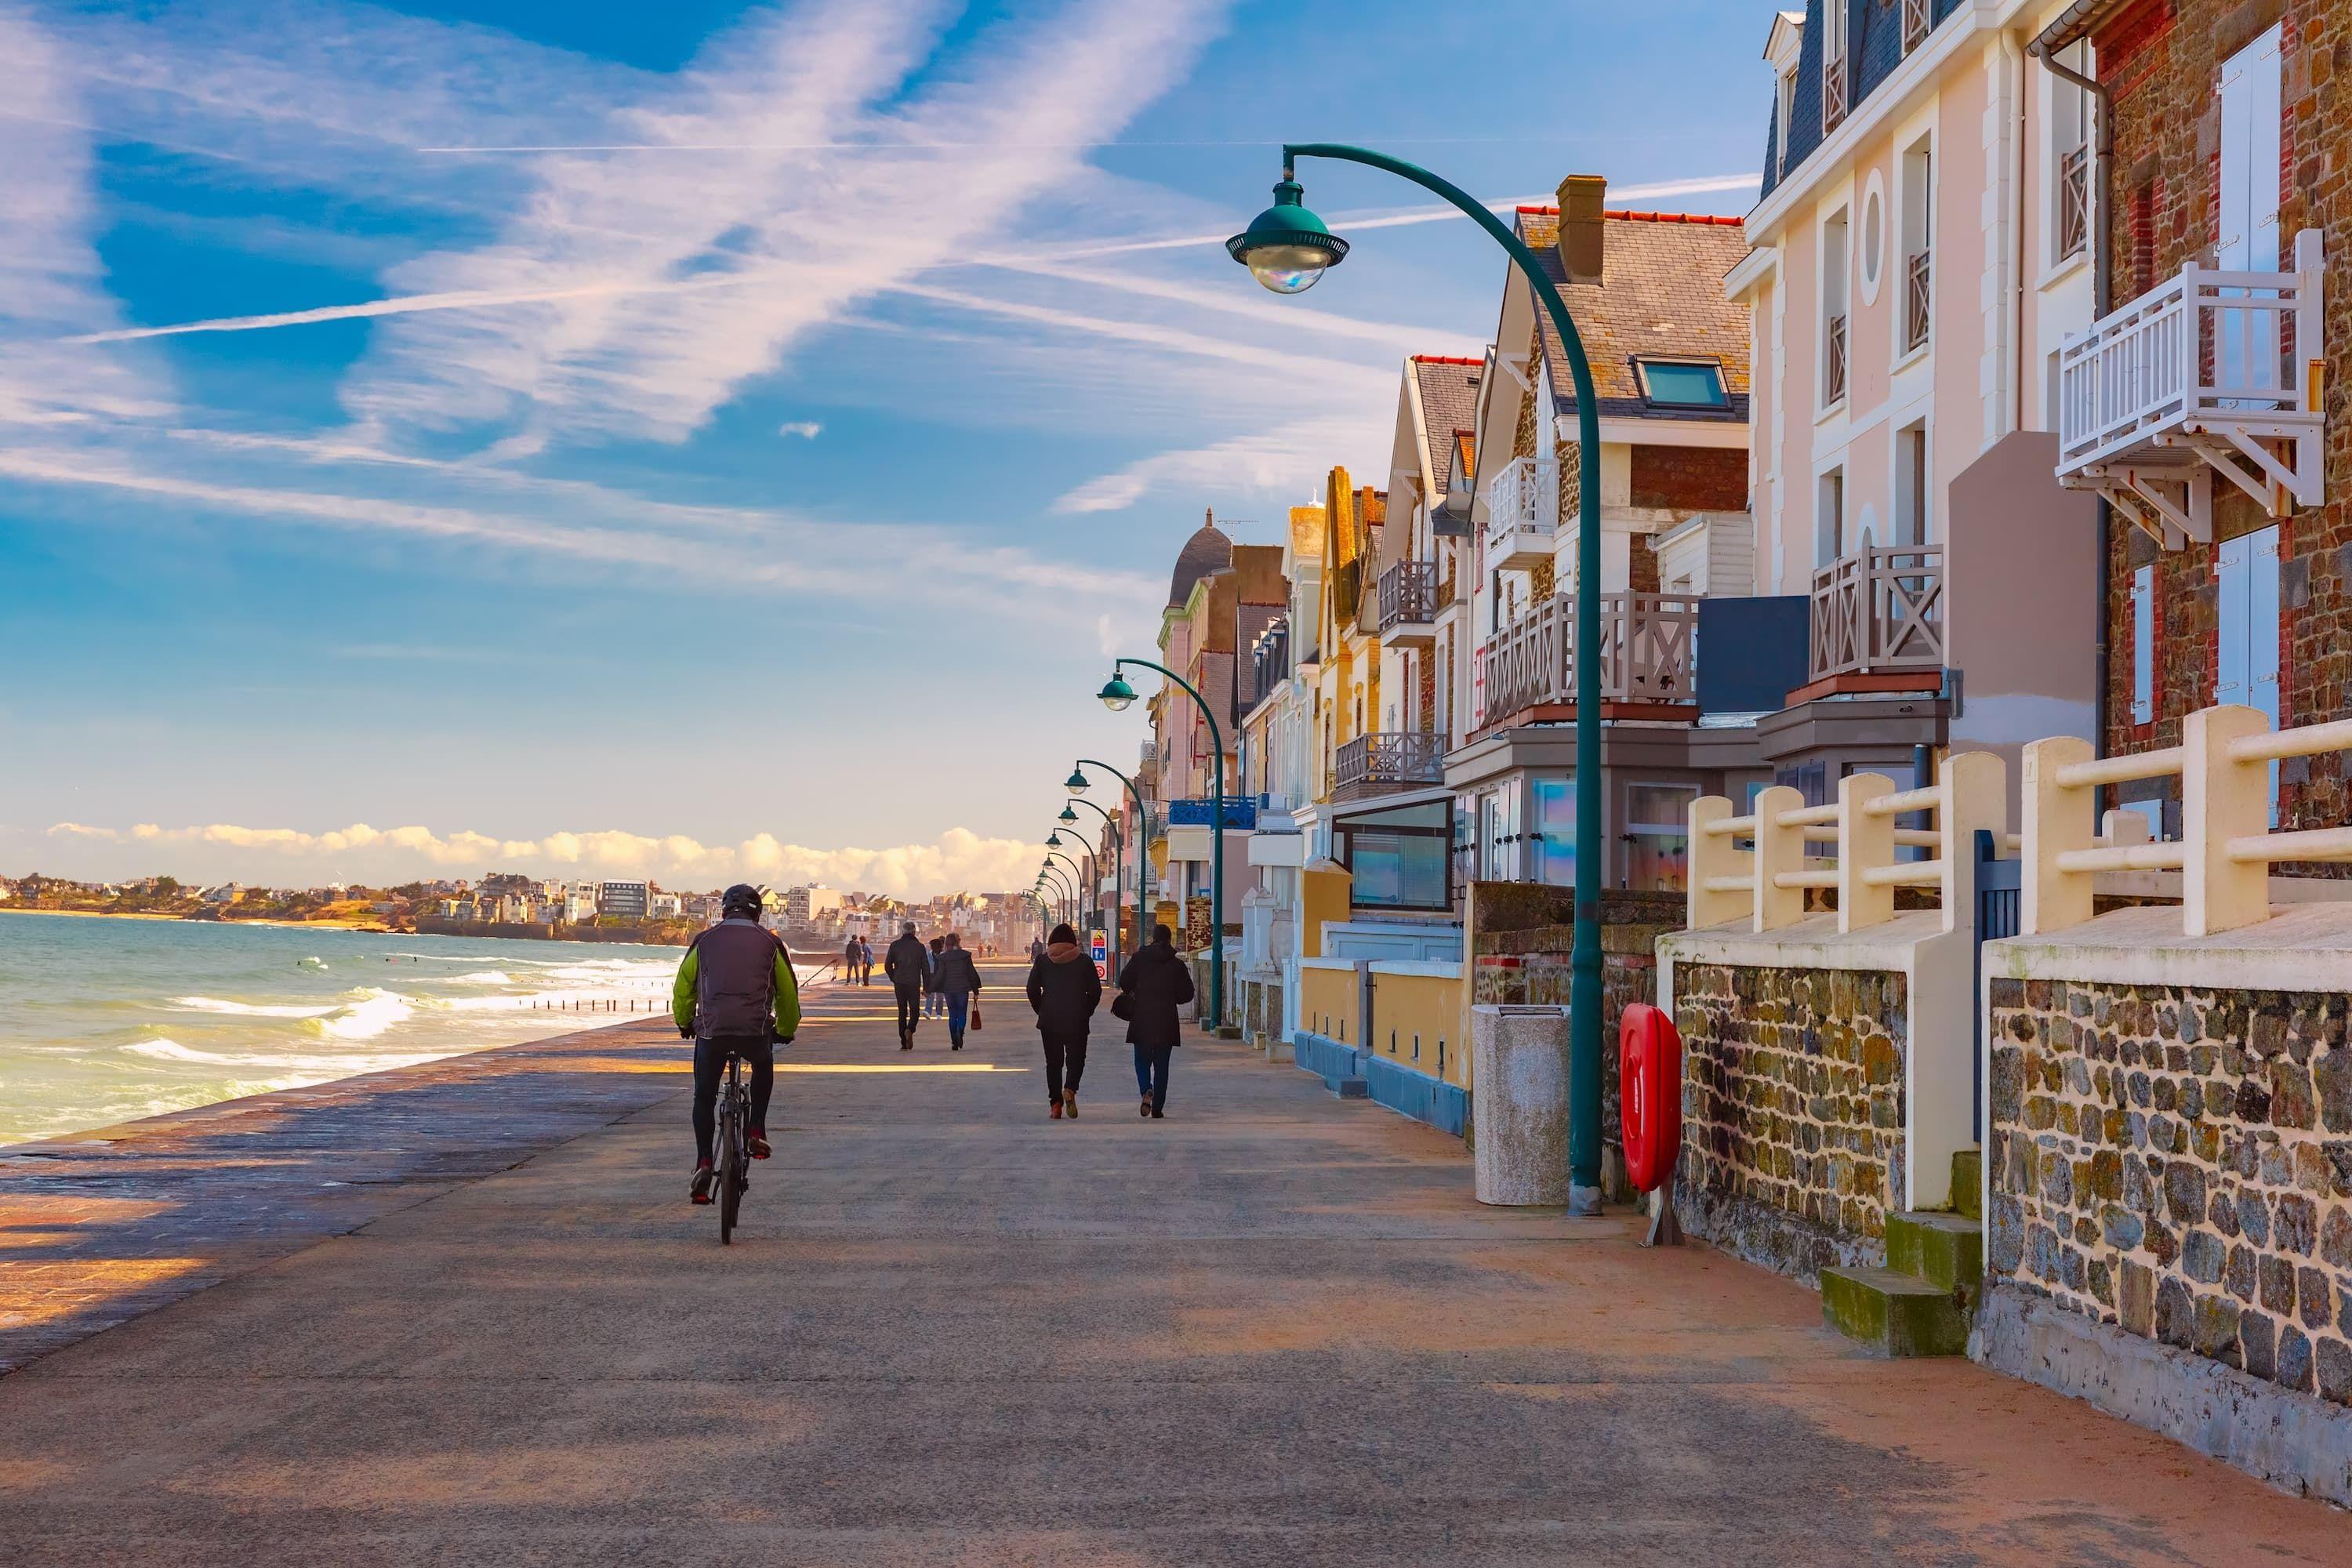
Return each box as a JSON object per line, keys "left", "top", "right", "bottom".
{"left": 1025, "top": 922, "right": 1101, "bottom": 1118}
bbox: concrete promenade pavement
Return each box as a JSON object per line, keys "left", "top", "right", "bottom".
{"left": 0, "top": 960, "right": 2342, "bottom": 1564}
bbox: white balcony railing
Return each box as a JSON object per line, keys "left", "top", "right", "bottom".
{"left": 2056, "top": 229, "right": 2325, "bottom": 535}
{"left": 1483, "top": 453, "right": 1558, "bottom": 569}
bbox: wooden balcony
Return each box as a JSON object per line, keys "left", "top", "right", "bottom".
{"left": 1822, "top": 50, "right": 1848, "bottom": 132}
{"left": 1473, "top": 590, "right": 1700, "bottom": 731}
{"left": 1904, "top": 252, "right": 1931, "bottom": 354}
{"left": 1375, "top": 560, "right": 1439, "bottom": 646}
{"left": 1804, "top": 544, "right": 1945, "bottom": 695}
{"left": 1483, "top": 453, "right": 1557, "bottom": 570}
{"left": 2056, "top": 229, "right": 2325, "bottom": 543}
{"left": 1900, "top": 0, "right": 1932, "bottom": 53}
{"left": 1332, "top": 731, "right": 1445, "bottom": 801}
{"left": 1824, "top": 314, "right": 1849, "bottom": 405}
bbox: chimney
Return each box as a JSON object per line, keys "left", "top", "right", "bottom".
{"left": 1557, "top": 173, "right": 1606, "bottom": 286}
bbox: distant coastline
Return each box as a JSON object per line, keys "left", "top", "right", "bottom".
{"left": 0, "top": 907, "right": 394, "bottom": 932}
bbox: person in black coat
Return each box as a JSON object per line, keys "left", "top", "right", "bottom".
{"left": 1025, "top": 922, "right": 1102, "bottom": 1120}
{"left": 884, "top": 924, "right": 928, "bottom": 1048}
{"left": 1115, "top": 924, "right": 1194, "bottom": 1120}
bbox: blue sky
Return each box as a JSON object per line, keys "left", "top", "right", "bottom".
{"left": 3, "top": 0, "right": 1772, "bottom": 896}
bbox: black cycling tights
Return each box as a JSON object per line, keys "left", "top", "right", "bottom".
{"left": 692, "top": 1035, "right": 775, "bottom": 1163}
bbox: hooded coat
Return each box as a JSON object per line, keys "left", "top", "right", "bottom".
{"left": 1025, "top": 938, "right": 1102, "bottom": 1040}
{"left": 1115, "top": 937, "right": 1194, "bottom": 1051}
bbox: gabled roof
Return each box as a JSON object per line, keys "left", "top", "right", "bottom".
{"left": 1511, "top": 208, "right": 1751, "bottom": 423}
{"left": 1167, "top": 511, "right": 1232, "bottom": 608}
{"left": 1409, "top": 354, "right": 1482, "bottom": 491}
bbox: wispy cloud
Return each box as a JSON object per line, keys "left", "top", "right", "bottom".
{"left": 777, "top": 419, "right": 822, "bottom": 439}
{"left": 45, "top": 818, "right": 1051, "bottom": 898}
{"left": 1053, "top": 412, "right": 1389, "bottom": 515}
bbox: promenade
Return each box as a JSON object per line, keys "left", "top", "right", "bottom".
{"left": 0, "top": 962, "right": 2339, "bottom": 1564}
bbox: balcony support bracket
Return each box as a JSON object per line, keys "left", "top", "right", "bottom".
{"left": 2169, "top": 421, "right": 2319, "bottom": 517}
{"left": 2094, "top": 465, "right": 2209, "bottom": 550}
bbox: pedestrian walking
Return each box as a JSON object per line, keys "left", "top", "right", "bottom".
{"left": 842, "top": 934, "right": 861, "bottom": 985}
{"left": 884, "top": 922, "right": 928, "bottom": 1048}
{"left": 1114, "top": 923, "right": 1193, "bottom": 1120}
{"left": 925, "top": 936, "right": 947, "bottom": 1018}
{"left": 1029, "top": 936, "right": 1046, "bottom": 963}
{"left": 1026, "top": 922, "right": 1100, "bottom": 1120}
{"left": 858, "top": 936, "right": 874, "bottom": 985}
{"left": 931, "top": 932, "right": 983, "bottom": 1051}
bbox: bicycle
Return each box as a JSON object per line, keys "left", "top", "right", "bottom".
{"left": 713, "top": 1049, "right": 753, "bottom": 1244}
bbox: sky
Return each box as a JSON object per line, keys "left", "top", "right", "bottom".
{"left": 2, "top": 0, "right": 1773, "bottom": 898}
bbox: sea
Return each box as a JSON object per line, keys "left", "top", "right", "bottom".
{"left": 0, "top": 911, "right": 779, "bottom": 1147}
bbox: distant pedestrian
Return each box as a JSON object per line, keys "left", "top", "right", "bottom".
{"left": 884, "top": 922, "right": 928, "bottom": 1048}
{"left": 1029, "top": 936, "right": 1046, "bottom": 963}
{"left": 858, "top": 936, "right": 874, "bottom": 985}
{"left": 842, "top": 934, "right": 861, "bottom": 985}
{"left": 931, "top": 932, "right": 983, "bottom": 1051}
{"left": 1027, "top": 922, "right": 1101, "bottom": 1120}
{"left": 926, "top": 936, "right": 947, "bottom": 1018}
{"left": 1115, "top": 924, "right": 1192, "bottom": 1120}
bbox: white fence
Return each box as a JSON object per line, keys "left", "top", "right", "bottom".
{"left": 1686, "top": 753, "right": 2006, "bottom": 935}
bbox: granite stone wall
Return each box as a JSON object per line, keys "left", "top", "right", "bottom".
{"left": 1673, "top": 962, "right": 1909, "bottom": 1283}
{"left": 1987, "top": 978, "right": 2352, "bottom": 1406}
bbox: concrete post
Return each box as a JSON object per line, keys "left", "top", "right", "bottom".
{"left": 1472, "top": 1004, "right": 1570, "bottom": 1207}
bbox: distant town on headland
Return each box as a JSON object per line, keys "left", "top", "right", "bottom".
{"left": 0, "top": 873, "right": 1029, "bottom": 952}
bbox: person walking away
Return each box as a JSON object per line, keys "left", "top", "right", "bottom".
{"left": 1029, "top": 936, "right": 1046, "bottom": 963}
{"left": 858, "top": 935, "right": 874, "bottom": 985}
{"left": 1027, "top": 922, "right": 1101, "bottom": 1120}
{"left": 923, "top": 937, "right": 946, "bottom": 1018}
{"left": 931, "top": 933, "right": 983, "bottom": 1051}
{"left": 1116, "top": 923, "right": 1192, "bottom": 1120}
{"left": 884, "top": 922, "right": 929, "bottom": 1047}
{"left": 671, "top": 884, "right": 800, "bottom": 1203}
{"left": 842, "top": 934, "right": 861, "bottom": 985}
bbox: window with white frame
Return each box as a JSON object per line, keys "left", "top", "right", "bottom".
{"left": 1817, "top": 466, "right": 1846, "bottom": 567}
{"left": 2050, "top": 41, "right": 2093, "bottom": 263}
{"left": 1895, "top": 423, "right": 1929, "bottom": 546}
{"left": 1777, "top": 65, "right": 1798, "bottom": 178}
{"left": 1821, "top": 208, "right": 1850, "bottom": 406}
{"left": 1821, "top": 0, "right": 1849, "bottom": 132}
{"left": 1900, "top": 136, "right": 1933, "bottom": 353}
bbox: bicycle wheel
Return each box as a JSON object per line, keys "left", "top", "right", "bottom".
{"left": 716, "top": 1097, "right": 740, "bottom": 1245}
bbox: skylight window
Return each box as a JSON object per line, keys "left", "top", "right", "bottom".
{"left": 1634, "top": 359, "right": 1730, "bottom": 409}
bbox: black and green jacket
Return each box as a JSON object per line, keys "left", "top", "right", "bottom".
{"left": 671, "top": 917, "right": 801, "bottom": 1041}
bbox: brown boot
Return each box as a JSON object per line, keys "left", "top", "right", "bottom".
{"left": 1063, "top": 1091, "right": 1078, "bottom": 1120}
{"left": 1049, "top": 1100, "right": 1062, "bottom": 1120}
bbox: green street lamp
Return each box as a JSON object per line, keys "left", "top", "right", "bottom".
{"left": 1064, "top": 793, "right": 1126, "bottom": 972}
{"left": 1098, "top": 656, "right": 1228, "bottom": 1033}
{"left": 1076, "top": 758, "right": 1152, "bottom": 962}
{"left": 1232, "top": 143, "right": 1607, "bottom": 1214}
{"left": 1058, "top": 804, "right": 1080, "bottom": 824}
{"left": 1064, "top": 767, "right": 1091, "bottom": 796}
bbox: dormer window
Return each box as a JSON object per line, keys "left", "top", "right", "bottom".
{"left": 1633, "top": 358, "right": 1730, "bottom": 409}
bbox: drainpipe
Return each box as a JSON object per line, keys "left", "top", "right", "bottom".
{"left": 2030, "top": 17, "right": 2116, "bottom": 769}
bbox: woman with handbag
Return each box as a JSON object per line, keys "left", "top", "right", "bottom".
{"left": 932, "top": 933, "right": 983, "bottom": 1051}
{"left": 1025, "top": 923, "right": 1100, "bottom": 1120}
{"left": 1114, "top": 923, "right": 1193, "bottom": 1120}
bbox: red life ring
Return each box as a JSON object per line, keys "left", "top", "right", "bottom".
{"left": 1619, "top": 1002, "right": 1684, "bottom": 1194}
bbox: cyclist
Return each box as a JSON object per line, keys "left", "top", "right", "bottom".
{"left": 672, "top": 883, "right": 800, "bottom": 1204}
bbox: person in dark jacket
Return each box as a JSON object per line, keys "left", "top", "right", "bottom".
{"left": 1025, "top": 922, "right": 1102, "bottom": 1119}
{"left": 670, "top": 884, "right": 800, "bottom": 1203}
{"left": 1116, "top": 924, "right": 1193, "bottom": 1119}
{"left": 858, "top": 936, "right": 874, "bottom": 985}
{"left": 884, "top": 923, "right": 929, "bottom": 1048}
{"left": 931, "top": 932, "right": 983, "bottom": 1050}
{"left": 841, "top": 935, "right": 861, "bottom": 985}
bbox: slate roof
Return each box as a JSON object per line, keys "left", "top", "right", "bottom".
{"left": 1512, "top": 209, "right": 1752, "bottom": 424}
{"left": 1760, "top": 0, "right": 1966, "bottom": 201}
{"left": 1410, "top": 355, "right": 1482, "bottom": 488}
{"left": 1167, "top": 514, "right": 1232, "bottom": 608}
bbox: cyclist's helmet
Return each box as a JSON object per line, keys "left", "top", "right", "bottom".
{"left": 721, "top": 884, "right": 764, "bottom": 921}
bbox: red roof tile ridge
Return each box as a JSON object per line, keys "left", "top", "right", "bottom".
{"left": 1410, "top": 354, "right": 1483, "bottom": 365}
{"left": 1514, "top": 205, "right": 1743, "bottom": 227}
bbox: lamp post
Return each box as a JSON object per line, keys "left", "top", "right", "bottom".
{"left": 1229, "top": 144, "right": 1606, "bottom": 1214}
{"left": 1100, "top": 657, "right": 1228, "bottom": 1032}
{"left": 1061, "top": 797, "right": 1125, "bottom": 971}
{"left": 1072, "top": 757, "right": 1152, "bottom": 970}
{"left": 1046, "top": 849, "right": 1087, "bottom": 922}
{"left": 1047, "top": 838, "right": 1097, "bottom": 934}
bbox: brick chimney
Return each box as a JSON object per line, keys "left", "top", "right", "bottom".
{"left": 1557, "top": 173, "right": 1606, "bottom": 286}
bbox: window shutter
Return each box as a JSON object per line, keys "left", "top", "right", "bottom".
{"left": 2130, "top": 565, "right": 2154, "bottom": 724}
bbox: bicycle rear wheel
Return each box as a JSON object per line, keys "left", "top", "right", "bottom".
{"left": 716, "top": 1099, "right": 741, "bottom": 1245}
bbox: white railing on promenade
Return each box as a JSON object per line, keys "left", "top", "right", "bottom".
{"left": 2023, "top": 703, "right": 2352, "bottom": 938}
{"left": 1686, "top": 752, "right": 2006, "bottom": 936}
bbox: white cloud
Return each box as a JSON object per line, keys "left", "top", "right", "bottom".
{"left": 1052, "top": 412, "right": 1388, "bottom": 515}
{"left": 777, "top": 420, "right": 822, "bottom": 439}
{"left": 45, "top": 818, "right": 1051, "bottom": 898}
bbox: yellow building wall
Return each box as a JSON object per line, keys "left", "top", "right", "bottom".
{"left": 1367, "top": 970, "right": 1468, "bottom": 1088}
{"left": 1298, "top": 962, "right": 1359, "bottom": 1045}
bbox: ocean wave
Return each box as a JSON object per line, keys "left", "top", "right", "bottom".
{"left": 172, "top": 996, "right": 340, "bottom": 1019}
{"left": 122, "top": 1037, "right": 242, "bottom": 1065}
{"left": 120, "top": 1036, "right": 441, "bottom": 1075}
{"left": 314, "top": 989, "right": 413, "bottom": 1040}
{"left": 445, "top": 970, "right": 517, "bottom": 985}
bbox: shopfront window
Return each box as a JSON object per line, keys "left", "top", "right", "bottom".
{"left": 1531, "top": 776, "right": 1575, "bottom": 887}
{"left": 1624, "top": 782, "right": 1697, "bottom": 892}
{"left": 1338, "top": 800, "right": 1452, "bottom": 912}
{"left": 1477, "top": 791, "right": 1512, "bottom": 882}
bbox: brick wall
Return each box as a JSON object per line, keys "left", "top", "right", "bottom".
{"left": 1987, "top": 977, "right": 2352, "bottom": 1406}
{"left": 1673, "top": 963, "right": 1909, "bottom": 1283}
{"left": 2097, "top": 1, "right": 2352, "bottom": 855}
{"left": 1630, "top": 443, "right": 1748, "bottom": 511}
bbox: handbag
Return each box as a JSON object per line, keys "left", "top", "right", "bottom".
{"left": 969, "top": 1000, "right": 984, "bottom": 1032}
{"left": 1111, "top": 990, "right": 1135, "bottom": 1022}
